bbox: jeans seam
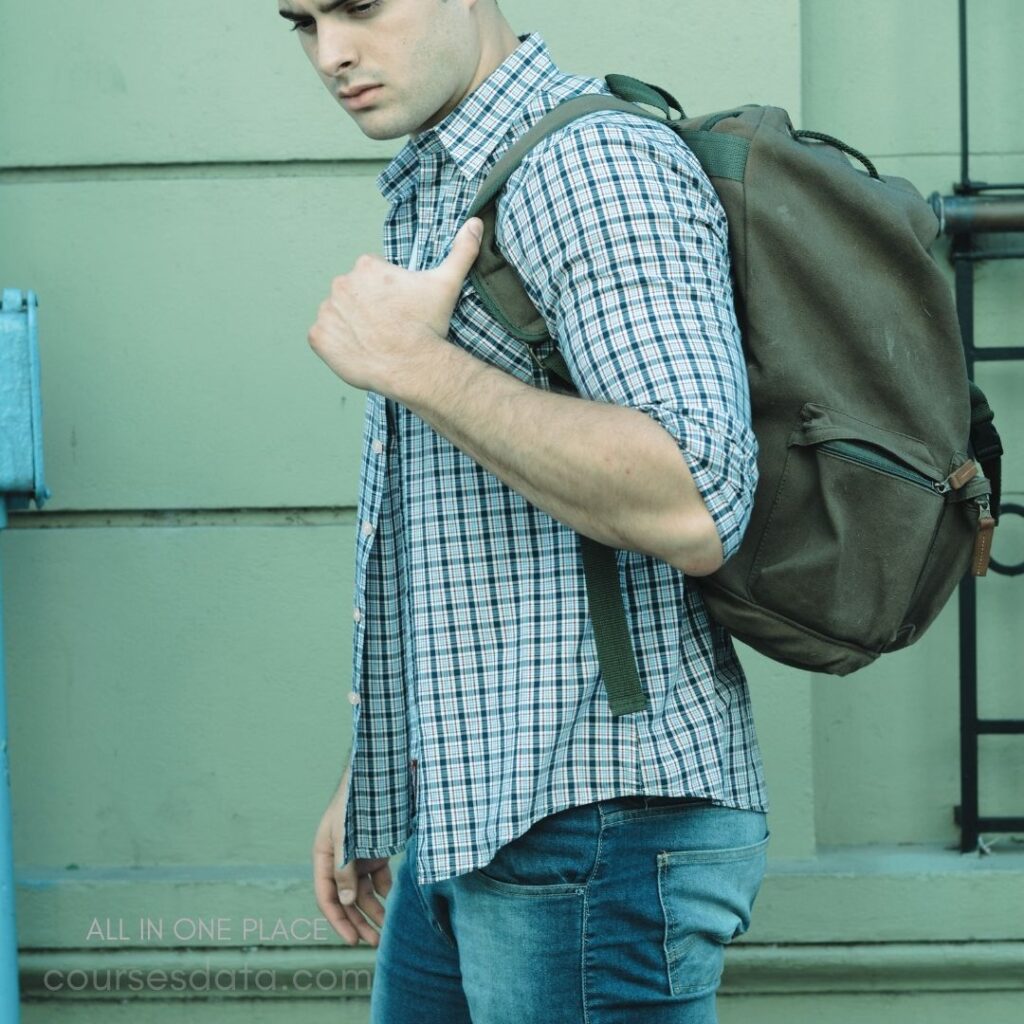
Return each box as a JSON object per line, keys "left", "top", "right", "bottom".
{"left": 408, "top": 837, "right": 458, "bottom": 951}
{"left": 580, "top": 810, "right": 605, "bottom": 1024}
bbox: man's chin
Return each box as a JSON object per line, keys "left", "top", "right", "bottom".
{"left": 348, "top": 115, "right": 411, "bottom": 143}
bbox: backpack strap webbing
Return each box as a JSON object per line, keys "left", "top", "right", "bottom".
{"left": 465, "top": 93, "right": 751, "bottom": 348}
{"left": 462, "top": 79, "right": 752, "bottom": 718}
{"left": 465, "top": 94, "right": 670, "bottom": 346}
{"left": 463, "top": 90, "right": 676, "bottom": 717}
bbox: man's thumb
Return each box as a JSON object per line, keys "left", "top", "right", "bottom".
{"left": 442, "top": 218, "right": 484, "bottom": 277}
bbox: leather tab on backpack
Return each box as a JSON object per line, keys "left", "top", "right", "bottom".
{"left": 972, "top": 514, "right": 996, "bottom": 577}
{"left": 948, "top": 459, "right": 978, "bottom": 490}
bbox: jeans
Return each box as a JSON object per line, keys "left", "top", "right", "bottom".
{"left": 369, "top": 793, "right": 770, "bottom": 1023}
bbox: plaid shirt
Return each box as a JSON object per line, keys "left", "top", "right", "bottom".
{"left": 341, "top": 32, "right": 769, "bottom": 886}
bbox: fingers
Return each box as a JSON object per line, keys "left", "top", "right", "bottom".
{"left": 355, "top": 869, "right": 386, "bottom": 930}
{"left": 314, "top": 849, "right": 387, "bottom": 947}
{"left": 372, "top": 861, "right": 394, "bottom": 900}
{"left": 335, "top": 864, "right": 382, "bottom": 947}
{"left": 312, "top": 845, "right": 360, "bottom": 945}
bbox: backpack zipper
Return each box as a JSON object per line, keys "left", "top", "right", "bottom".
{"left": 818, "top": 439, "right": 951, "bottom": 495}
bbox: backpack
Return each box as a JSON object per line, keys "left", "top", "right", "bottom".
{"left": 464, "top": 75, "right": 1004, "bottom": 717}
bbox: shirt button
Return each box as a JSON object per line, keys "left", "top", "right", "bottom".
{"left": 348, "top": 691, "right": 361, "bottom": 706}
{"left": 372, "top": 438, "right": 384, "bottom": 455}
{"left": 353, "top": 607, "right": 362, "bottom": 623}
{"left": 361, "top": 521, "right": 375, "bottom": 537}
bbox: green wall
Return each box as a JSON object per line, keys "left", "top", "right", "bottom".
{"left": 1, "top": 1, "right": 1021, "bottom": 1020}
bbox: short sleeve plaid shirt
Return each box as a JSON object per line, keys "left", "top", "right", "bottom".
{"left": 341, "top": 32, "right": 769, "bottom": 886}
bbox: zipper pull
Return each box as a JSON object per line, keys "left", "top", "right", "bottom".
{"left": 971, "top": 496, "right": 996, "bottom": 577}
{"left": 937, "top": 458, "right": 978, "bottom": 496}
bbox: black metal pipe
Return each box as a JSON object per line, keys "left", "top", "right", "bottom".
{"left": 953, "top": 249, "right": 1024, "bottom": 262}
{"left": 954, "top": 0, "right": 979, "bottom": 856}
{"left": 977, "top": 817, "right": 1024, "bottom": 831}
{"left": 951, "top": 0, "right": 1024, "bottom": 856}
{"left": 930, "top": 194, "right": 1024, "bottom": 234}
{"left": 977, "top": 720, "right": 1024, "bottom": 734}
{"left": 969, "top": 182, "right": 1024, "bottom": 192}
{"left": 954, "top": 238, "right": 980, "bottom": 855}
{"left": 959, "top": 0, "right": 970, "bottom": 189}
{"left": 969, "top": 347, "right": 1024, "bottom": 361}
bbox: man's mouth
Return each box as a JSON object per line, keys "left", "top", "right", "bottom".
{"left": 340, "top": 85, "right": 383, "bottom": 109}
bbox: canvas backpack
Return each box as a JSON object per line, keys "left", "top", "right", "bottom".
{"left": 464, "top": 75, "right": 1004, "bottom": 717}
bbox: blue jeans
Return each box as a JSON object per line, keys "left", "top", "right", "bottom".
{"left": 369, "top": 794, "right": 769, "bottom": 1023}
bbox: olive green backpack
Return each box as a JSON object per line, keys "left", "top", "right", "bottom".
{"left": 465, "top": 75, "right": 1003, "bottom": 717}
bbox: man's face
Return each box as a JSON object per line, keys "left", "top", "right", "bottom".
{"left": 278, "top": 0, "right": 485, "bottom": 141}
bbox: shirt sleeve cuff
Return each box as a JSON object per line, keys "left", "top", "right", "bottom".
{"left": 633, "top": 400, "right": 758, "bottom": 564}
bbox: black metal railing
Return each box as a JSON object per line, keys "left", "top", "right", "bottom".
{"left": 932, "top": 0, "right": 1024, "bottom": 851}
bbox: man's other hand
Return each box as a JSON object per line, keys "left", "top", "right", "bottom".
{"left": 312, "top": 777, "right": 392, "bottom": 946}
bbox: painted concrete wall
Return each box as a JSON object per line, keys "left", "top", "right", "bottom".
{"left": 1, "top": 1, "right": 1021, "bottom": 1020}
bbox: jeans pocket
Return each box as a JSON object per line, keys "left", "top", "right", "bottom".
{"left": 474, "top": 803, "right": 598, "bottom": 896}
{"left": 656, "top": 826, "right": 770, "bottom": 997}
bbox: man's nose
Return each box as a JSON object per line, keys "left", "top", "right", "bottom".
{"left": 315, "top": 21, "right": 357, "bottom": 78}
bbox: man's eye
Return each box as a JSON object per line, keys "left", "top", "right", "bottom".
{"left": 288, "top": 1, "right": 381, "bottom": 32}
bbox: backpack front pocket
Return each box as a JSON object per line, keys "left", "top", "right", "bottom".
{"left": 747, "top": 404, "right": 949, "bottom": 650}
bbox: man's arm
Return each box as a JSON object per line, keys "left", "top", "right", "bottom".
{"left": 489, "top": 112, "right": 759, "bottom": 567}
{"left": 309, "top": 114, "right": 756, "bottom": 571}
{"left": 391, "top": 334, "right": 724, "bottom": 576}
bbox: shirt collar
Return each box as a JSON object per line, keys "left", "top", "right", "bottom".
{"left": 376, "top": 32, "right": 560, "bottom": 203}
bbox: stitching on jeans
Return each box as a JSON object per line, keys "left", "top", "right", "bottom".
{"left": 408, "top": 839, "right": 458, "bottom": 950}
{"left": 656, "top": 856, "right": 681, "bottom": 995}
{"left": 580, "top": 810, "right": 605, "bottom": 1024}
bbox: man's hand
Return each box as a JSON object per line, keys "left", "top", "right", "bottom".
{"left": 312, "top": 774, "right": 392, "bottom": 947}
{"left": 307, "top": 217, "right": 484, "bottom": 396}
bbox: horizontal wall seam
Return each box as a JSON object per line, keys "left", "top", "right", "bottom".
{"left": 5, "top": 507, "right": 357, "bottom": 529}
{"left": 2, "top": 152, "right": 1023, "bottom": 184}
{"left": 0, "top": 160, "right": 389, "bottom": 184}
{"left": 17, "top": 941, "right": 1024, "bottom": 1001}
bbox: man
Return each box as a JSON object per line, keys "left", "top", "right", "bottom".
{"left": 284, "top": 0, "right": 770, "bottom": 1019}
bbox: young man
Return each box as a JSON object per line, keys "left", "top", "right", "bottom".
{"left": 285, "top": 1, "right": 771, "bottom": 1019}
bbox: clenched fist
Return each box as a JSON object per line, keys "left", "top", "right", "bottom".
{"left": 307, "top": 217, "right": 484, "bottom": 397}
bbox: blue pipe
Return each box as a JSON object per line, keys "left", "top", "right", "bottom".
{"left": 0, "top": 286, "right": 50, "bottom": 1022}
{"left": 0, "top": 507, "right": 21, "bottom": 1021}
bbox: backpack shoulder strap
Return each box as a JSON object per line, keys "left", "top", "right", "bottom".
{"left": 466, "top": 94, "right": 670, "bottom": 349}
{"left": 464, "top": 88, "right": 678, "bottom": 718}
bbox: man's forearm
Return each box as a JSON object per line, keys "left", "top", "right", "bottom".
{"left": 391, "top": 332, "right": 723, "bottom": 575}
